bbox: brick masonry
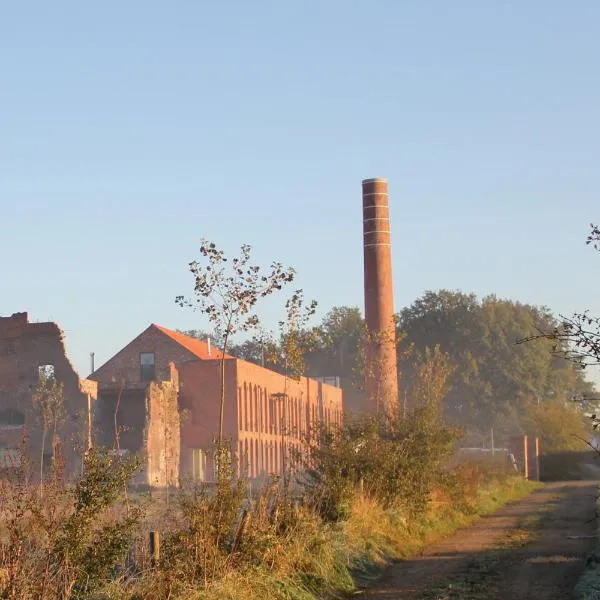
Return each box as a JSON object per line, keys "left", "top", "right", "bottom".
{"left": 0, "top": 312, "right": 97, "bottom": 476}
{"left": 362, "top": 178, "right": 399, "bottom": 416}
{"left": 92, "top": 324, "right": 343, "bottom": 484}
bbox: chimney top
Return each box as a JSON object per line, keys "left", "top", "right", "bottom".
{"left": 362, "top": 178, "right": 388, "bottom": 185}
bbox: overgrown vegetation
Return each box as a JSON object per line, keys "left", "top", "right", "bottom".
{"left": 175, "top": 239, "right": 295, "bottom": 444}
{"left": 0, "top": 450, "right": 530, "bottom": 600}
{"left": 221, "top": 292, "right": 594, "bottom": 448}
{"left": 0, "top": 448, "right": 141, "bottom": 600}
{"left": 2, "top": 239, "right": 568, "bottom": 599}
{"left": 0, "top": 342, "right": 539, "bottom": 600}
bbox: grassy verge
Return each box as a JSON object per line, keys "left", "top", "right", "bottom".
{"left": 573, "top": 484, "right": 600, "bottom": 600}
{"left": 186, "top": 475, "right": 538, "bottom": 600}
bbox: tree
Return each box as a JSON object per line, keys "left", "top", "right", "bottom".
{"left": 397, "top": 290, "right": 594, "bottom": 443}
{"left": 176, "top": 328, "right": 215, "bottom": 342}
{"left": 269, "top": 290, "right": 318, "bottom": 380}
{"left": 176, "top": 240, "right": 295, "bottom": 449}
{"left": 517, "top": 224, "right": 600, "bottom": 435}
{"left": 518, "top": 225, "right": 600, "bottom": 370}
{"left": 312, "top": 306, "right": 364, "bottom": 379}
{"left": 301, "top": 307, "right": 366, "bottom": 412}
{"left": 32, "top": 369, "right": 65, "bottom": 494}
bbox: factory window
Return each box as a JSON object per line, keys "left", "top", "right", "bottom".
{"left": 0, "top": 409, "right": 25, "bottom": 430}
{"left": 140, "top": 352, "right": 155, "bottom": 382}
{"left": 191, "top": 448, "right": 207, "bottom": 481}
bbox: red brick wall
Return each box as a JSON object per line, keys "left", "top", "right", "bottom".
{"left": 91, "top": 325, "right": 198, "bottom": 384}
{"left": 178, "top": 358, "right": 343, "bottom": 482}
{"left": 362, "top": 178, "right": 399, "bottom": 416}
{"left": 178, "top": 359, "right": 238, "bottom": 481}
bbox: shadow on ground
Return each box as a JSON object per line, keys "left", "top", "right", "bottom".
{"left": 358, "top": 482, "right": 597, "bottom": 600}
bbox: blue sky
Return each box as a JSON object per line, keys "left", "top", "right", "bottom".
{"left": 1, "top": 1, "right": 599, "bottom": 379}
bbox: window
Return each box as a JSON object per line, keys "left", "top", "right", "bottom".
{"left": 140, "top": 352, "right": 155, "bottom": 382}
{"left": 192, "top": 448, "right": 207, "bottom": 481}
{"left": 0, "top": 409, "right": 25, "bottom": 430}
{"left": 38, "top": 364, "right": 55, "bottom": 380}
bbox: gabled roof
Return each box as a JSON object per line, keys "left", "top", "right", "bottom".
{"left": 152, "top": 324, "right": 233, "bottom": 360}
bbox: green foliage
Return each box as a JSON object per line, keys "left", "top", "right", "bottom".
{"left": 396, "top": 290, "right": 594, "bottom": 442}
{"left": 528, "top": 400, "right": 589, "bottom": 452}
{"left": 298, "top": 294, "right": 594, "bottom": 440}
{"left": 53, "top": 449, "right": 142, "bottom": 599}
{"left": 0, "top": 448, "right": 141, "bottom": 600}
{"left": 310, "top": 306, "right": 364, "bottom": 381}
{"left": 258, "top": 290, "right": 319, "bottom": 380}
{"left": 304, "top": 347, "right": 461, "bottom": 521}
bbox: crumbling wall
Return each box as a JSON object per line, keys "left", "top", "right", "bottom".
{"left": 94, "top": 387, "right": 146, "bottom": 451}
{"left": 0, "top": 312, "right": 97, "bottom": 477}
{"left": 144, "top": 363, "right": 180, "bottom": 487}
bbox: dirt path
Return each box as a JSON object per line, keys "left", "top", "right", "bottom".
{"left": 359, "top": 481, "right": 598, "bottom": 600}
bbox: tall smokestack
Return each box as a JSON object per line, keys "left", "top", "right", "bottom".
{"left": 362, "top": 178, "right": 398, "bottom": 416}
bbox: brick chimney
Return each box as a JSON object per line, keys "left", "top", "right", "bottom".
{"left": 362, "top": 178, "right": 399, "bottom": 416}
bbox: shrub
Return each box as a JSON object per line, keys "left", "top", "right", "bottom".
{"left": 0, "top": 448, "right": 141, "bottom": 600}
{"left": 304, "top": 347, "right": 462, "bottom": 521}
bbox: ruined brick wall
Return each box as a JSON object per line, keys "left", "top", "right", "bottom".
{"left": 94, "top": 369, "right": 181, "bottom": 488}
{"left": 90, "top": 325, "right": 199, "bottom": 384}
{"left": 94, "top": 388, "right": 146, "bottom": 451}
{"left": 144, "top": 363, "right": 180, "bottom": 487}
{"left": 0, "top": 312, "right": 97, "bottom": 477}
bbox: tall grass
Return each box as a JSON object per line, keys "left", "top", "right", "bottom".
{"left": 0, "top": 349, "right": 540, "bottom": 599}
{"left": 0, "top": 451, "right": 536, "bottom": 600}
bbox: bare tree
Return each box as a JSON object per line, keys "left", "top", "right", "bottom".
{"left": 517, "top": 225, "right": 600, "bottom": 370}
{"left": 517, "top": 223, "right": 600, "bottom": 432}
{"left": 32, "top": 369, "right": 64, "bottom": 496}
{"left": 176, "top": 240, "right": 295, "bottom": 457}
{"left": 264, "top": 290, "right": 318, "bottom": 477}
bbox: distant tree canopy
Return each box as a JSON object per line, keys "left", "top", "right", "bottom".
{"left": 395, "top": 290, "right": 593, "bottom": 444}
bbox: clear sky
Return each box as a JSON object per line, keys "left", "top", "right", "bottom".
{"left": 1, "top": 1, "right": 599, "bottom": 380}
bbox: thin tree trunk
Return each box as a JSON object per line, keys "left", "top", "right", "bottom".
{"left": 114, "top": 387, "right": 122, "bottom": 450}
{"left": 40, "top": 427, "right": 47, "bottom": 496}
{"left": 218, "top": 331, "right": 230, "bottom": 445}
{"left": 219, "top": 356, "right": 226, "bottom": 444}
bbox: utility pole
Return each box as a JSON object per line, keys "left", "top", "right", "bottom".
{"left": 491, "top": 427, "right": 495, "bottom": 456}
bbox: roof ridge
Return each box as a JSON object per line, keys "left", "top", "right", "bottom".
{"left": 153, "top": 324, "right": 232, "bottom": 360}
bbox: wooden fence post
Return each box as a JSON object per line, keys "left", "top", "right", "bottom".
{"left": 150, "top": 530, "right": 160, "bottom": 566}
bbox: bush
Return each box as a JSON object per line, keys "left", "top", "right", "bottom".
{"left": 304, "top": 347, "right": 462, "bottom": 521}
{"left": 0, "top": 448, "right": 141, "bottom": 600}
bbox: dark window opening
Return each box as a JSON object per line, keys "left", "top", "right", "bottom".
{"left": 0, "top": 409, "right": 25, "bottom": 429}
{"left": 140, "top": 352, "right": 156, "bottom": 382}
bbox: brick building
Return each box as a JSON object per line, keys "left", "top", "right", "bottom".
{"left": 90, "top": 325, "right": 343, "bottom": 484}
{"left": 0, "top": 312, "right": 97, "bottom": 476}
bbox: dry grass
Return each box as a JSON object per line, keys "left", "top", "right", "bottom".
{"left": 0, "top": 453, "right": 538, "bottom": 600}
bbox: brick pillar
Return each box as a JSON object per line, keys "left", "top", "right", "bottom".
{"left": 362, "top": 178, "right": 399, "bottom": 417}
{"left": 527, "top": 436, "right": 540, "bottom": 481}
